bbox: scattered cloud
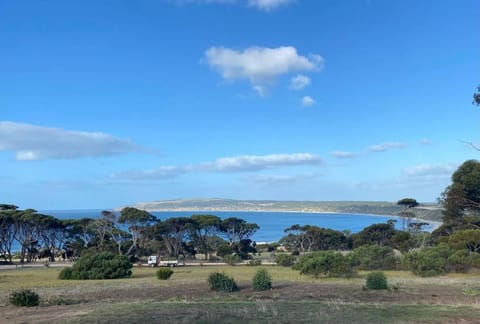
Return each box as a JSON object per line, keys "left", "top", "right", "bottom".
{"left": 169, "top": 0, "right": 295, "bottom": 11}
{"left": 244, "top": 172, "right": 318, "bottom": 185}
{"left": 110, "top": 153, "right": 322, "bottom": 181}
{"left": 368, "top": 142, "right": 407, "bottom": 152}
{"left": 402, "top": 163, "right": 457, "bottom": 178}
{"left": 247, "top": 0, "right": 296, "bottom": 11}
{"left": 198, "top": 153, "right": 322, "bottom": 172}
{"left": 301, "top": 96, "right": 316, "bottom": 106}
{"left": 0, "top": 121, "right": 147, "bottom": 161}
{"left": 420, "top": 138, "right": 432, "bottom": 145}
{"left": 205, "top": 46, "right": 323, "bottom": 95}
{"left": 330, "top": 151, "right": 357, "bottom": 159}
{"left": 290, "top": 74, "right": 311, "bottom": 90}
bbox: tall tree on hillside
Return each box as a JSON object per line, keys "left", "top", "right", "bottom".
{"left": 435, "top": 160, "right": 480, "bottom": 236}
{"left": 397, "top": 198, "right": 419, "bottom": 231}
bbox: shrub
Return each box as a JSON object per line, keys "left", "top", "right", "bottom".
{"left": 275, "top": 254, "right": 296, "bottom": 267}
{"left": 9, "top": 289, "right": 40, "bottom": 307}
{"left": 350, "top": 245, "right": 399, "bottom": 270}
{"left": 58, "top": 252, "right": 132, "bottom": 280}
{"left": 295, "top": 251, "right": 356, "bottom": 278}
{"left": 156, "top": 268, "right": 174, "bottom": 280}
{"left": 402, "top": 244, "right": 452, "bottom": 277}
{"left": 223, "top": 254, "right": 242, "bottom": 266}
{"left": 248, "top": 259, "right": 262, "bottom": 266}
{"left": 365, "top": 272, "right": 388, "bottom": 290}
{"left": 207, "top": 272, "right": 238, "bottom": 292}
{"left": 252, "top": 268, "right": 272, "bottom": 291}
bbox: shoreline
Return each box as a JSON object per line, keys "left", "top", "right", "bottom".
{"left": 141, "top": 208, "right": 442, "bottom": 231}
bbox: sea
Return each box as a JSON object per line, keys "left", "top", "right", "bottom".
{"left": 40, "top": 210, "right": 436, "bottom": 243}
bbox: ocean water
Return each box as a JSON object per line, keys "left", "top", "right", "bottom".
{"left": 41, "top": 210, "right": 420, "bottom": 243}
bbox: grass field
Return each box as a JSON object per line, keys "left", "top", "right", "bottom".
{"left": 1, "top": 265, "right": 480, "bottom": 323}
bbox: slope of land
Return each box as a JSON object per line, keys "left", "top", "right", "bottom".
{"left": 127, "top": 198, "right": 443, "bottom": 222}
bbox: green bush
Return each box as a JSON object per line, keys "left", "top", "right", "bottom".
{"left": 365, "top": 272, "right": 388, "bottom": 290}
{"left": 402, "top": 245, "right": 452, "bottom": 277}
{"left": 350, "top": 245, "right": 399, "bottom": 270}
{"left": 223, "top": 254, "right": 243, "bottom": 266}
{"left": 58, "top": 252, "right": 132, "bottom": 280}
{"left": 252, "top": 268, "right": 272, "bottom": 291}
{"left": 156, "top": 268, "right": 174, "bottom": 280}
{"left": 294, "top": 251, "right": 356, "bottom": 278}
{"left": 248, "top": 259, "right": 262, "bottom": 266}
{"left": 207, "top": 272, "right": 238, "bottom": 292}
{"left": 275, "top": 254, "right": 296, "bottom": 267}
{"left": 9, "top": 289, "right": 40, "bottom": 307}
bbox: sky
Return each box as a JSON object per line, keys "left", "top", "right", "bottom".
{"left": 1, "top": 0, "right": 479, "bottom": 210}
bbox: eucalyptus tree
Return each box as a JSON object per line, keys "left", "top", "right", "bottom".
{"left": 155, "top": 217, "right": 195, "bottom": 257}
{"left": 119, "top": 207, "right": 158, "bottom": 256}
{"left": 0, "top": 209, "right": 17, "bottom": 262}
{"left": 190, "top": 214, "right": 221, "bottom": 260}
{"left": 397, "top": 198, "right": 419, "bottom": 231}
{"left": 98, "top": 210, "right": 130, "bottom": 255}
{"left": 220, "top": 217, "right": 259, "bottom": 245}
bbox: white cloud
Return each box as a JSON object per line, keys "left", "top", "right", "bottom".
{"left": 420, "top": 138, "right": 432, "bottom": 145}
{"left": 301, "top": 96, "right": 316, "bottom": 106}
{"left": 110, "top": 153, "right": 322, "bottom": 181}
{"left": 247, "top": 0, "right": 295, "bottom": 11}
{"left": 402, "top": 164, "right": 457, "bottom": 177}
{"left": 170, "top": 0, "right": 295, "bottom": 11}
{"left": 0, "top": 121, "right": 146, "bottom": 161}
{"left": 290, "top": 74, "right": 311, "bottom": 90}
{"left": 330, "top": 151, "right": 357, "bottom": 159}
{"left": 199, "top": 153, "right": 322, "bottom": 172}
{"left": 368, "top": 142, "right": 407, "bottom": 152}
{"left": 244, "top": 173, "right": 317, "bottom": 185}
{"left": 205, "top": 46, "right": 323, "bottom": 95}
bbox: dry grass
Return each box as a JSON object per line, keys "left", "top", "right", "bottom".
{"left": 1, "top": 265, "right": 480, "bottom": 323}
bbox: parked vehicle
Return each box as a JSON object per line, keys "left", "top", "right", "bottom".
{"left": 147, "top": 255, "right": 184, "bottom": 267}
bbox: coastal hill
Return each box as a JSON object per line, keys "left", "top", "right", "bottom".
{"left": 128, "top": 198, "right": 443, "bottom": 222}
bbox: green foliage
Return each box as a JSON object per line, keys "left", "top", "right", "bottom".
{"left": 294, "top": 251, "right": 356, "bottom": 278}
{"left": 207, "top": 272, "right": 238, "bottom": 292}
{"left": 252, "top": 268, "right": 272, "bottom": 291}
{"left": 275, "top": 254, "right": 296, "bottom": 267}
{"left": 350, "top": 245, "right": 399, "bottom": 270}
{"left": 58, "top": 252, "right": 132, "bottom": 280}
{"left": 447, "top": 249, "right": 480, "bottom": 273}
{"left": 223, "top": 254, "right": 243, "bottom": 265}
{"left": 365, "top": 272, "right": 388, "bottom": 290}
{"left": 156, "top": 268, "right": 174, "bottom": 280}
{"left": 447, "top": 229, "right": 480, "bottom": 253}
{"left": 9, "top": 289, "right": 40, "bottom": 307}
{"left": 248, "top": 259, "right": 262, "bottom": 266}
{"left": 402, "top": 245, "right": 453, "bottom": 277}
{"left": 217, "top": 244, "right": 234, "bottom": 257}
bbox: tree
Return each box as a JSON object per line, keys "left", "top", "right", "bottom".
{"left": 474, "top": 85, "right": 480, "bottom": 106}
{"left": 190, "top": 214, "right": 221, "bottom": 260}
{"left": 156, "top": 217, "right": 195, "bottom": 257}
{"left": 447, "top": 229, "right": 480, "bottom": 253}
{"left": 397, "top": 198, "right": 419, "bottom": 231}
{"left": 220, "top": 217, "right": 259, "bottom": 245}
{"left": 119, "top": 207, "right": 157, "bottom": 256}
{"left": 438, "top": 160, "right": 480, "bottom": 231}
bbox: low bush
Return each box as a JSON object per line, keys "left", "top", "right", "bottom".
{"left": 9, "top": 289, "right": 40, "bottom": 307}
{"left": 402, "top": 244, "right": 453, "bottom": 277}
{"left": 156, "top": 268, "right": 174, "bottom": 280}
{"left": 252, "top": 268, "right": 272, "bottom": 291}
{"left": 365, "top": 272, "right": 388, "bottom": 290}
{"left": 350, "top": 245, "right": 399, "bottom": 270}
{"left": 248, "top": 259, "right": 262, "bottom": 266}
{"left": 275, "top": 254, "right": 296, "bottom": 267}
{"left": 207, "top": 272, "right": 238, "bottom": 292}
{"left": 294, "top": 251, "right": 356, "bottom": 278}
{"left": 58, "top": 252, "right": 132, "bottom": 280}
{"left": 223, "top": 254, "right": 243, "bottom": 266}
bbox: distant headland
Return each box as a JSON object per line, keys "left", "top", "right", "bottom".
{"left": 120, "top": 198, "right": 443, "bottom": 222}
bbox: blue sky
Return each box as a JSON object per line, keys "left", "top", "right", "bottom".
{"left": 1, "top": 0, "right": 479, "bottom": 209}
